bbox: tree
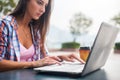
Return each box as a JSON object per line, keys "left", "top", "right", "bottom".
{"left": 0, "top": 0, "right": 17, "bottom": 16}
{"left": 111, "top": 13, "right": 120, "bottom": 26}
{"left": 69, "top": 12, "right": 92, "bottom": 42}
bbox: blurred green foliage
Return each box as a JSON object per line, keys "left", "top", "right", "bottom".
{"left": 111, "top": 13, "right": 120, "bottom": 26}
{"left": 62, "top": 42, "right": 80, "bottom": 49}
{"left": 115, "top": 42, "right": 120, "bottom": 50}
{"left": 0, "top": 0, "right": 16, "bottom": 15}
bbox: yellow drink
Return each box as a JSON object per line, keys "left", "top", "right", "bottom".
{"left": 79, "top": 47, "right": 90, "bottom": 62}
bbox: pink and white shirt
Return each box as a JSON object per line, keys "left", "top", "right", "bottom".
{"left": 20, "top": 43, "right": 35, "bottom": 62}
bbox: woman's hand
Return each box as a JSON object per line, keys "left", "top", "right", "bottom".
{"left": 32, "top": 53, "right": 85, "bottom": 68}
{"left": 32, "top": 56, "right": 61, "bottom": 67}
{"left": 58, "top": 53, "right": 85, "bottom": 64}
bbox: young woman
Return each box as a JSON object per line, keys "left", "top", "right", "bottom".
{"left": 0, "top": 0, "right": 84, "bottom": 72}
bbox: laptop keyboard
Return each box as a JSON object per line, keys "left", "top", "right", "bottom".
{"left": 34, "top": 61, "right": 84, "bottom": 73}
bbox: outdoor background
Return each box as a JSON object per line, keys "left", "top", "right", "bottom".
{"left": 48, "top": 0, "right": 120, "bottom": 50}
{"left": 0, "top": 0, "right": 120, "bottom": 51}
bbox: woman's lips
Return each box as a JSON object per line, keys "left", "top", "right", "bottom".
{"left": 37, "top": 13, "right": 42, "bottom": 17}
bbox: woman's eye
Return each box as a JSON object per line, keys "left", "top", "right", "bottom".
{"left": 36, "top": 0, "right": 48, "bottom": 8}
{"left": 36, "top": 0, "right": 43, "bottom": 5}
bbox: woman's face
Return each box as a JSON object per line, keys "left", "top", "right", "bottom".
{"left": 26, "top": 0, "right": 49, "bottom": 20}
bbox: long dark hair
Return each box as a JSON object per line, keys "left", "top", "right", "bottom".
{"left": 10, "top": 0, "right": 52, "bottom": 57}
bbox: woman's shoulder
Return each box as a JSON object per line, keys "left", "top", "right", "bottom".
{"left": 0, "top": 15, "right": 18, "bottom": 33}
{"left": 0, "top": 15, "right": 14, "bottom": 23}
{"left": 0, "top": 15, "right": 17, "bottom": 29}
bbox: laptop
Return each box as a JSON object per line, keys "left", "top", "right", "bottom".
{"left": 34, "top": 22, "right": 120, "bottom": 77}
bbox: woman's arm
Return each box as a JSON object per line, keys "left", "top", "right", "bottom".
{"left": 0, "top": 56, "right": 61, "bottom": 72}
{"left": 0, "top": 59, "right": 33, "bottom": 72}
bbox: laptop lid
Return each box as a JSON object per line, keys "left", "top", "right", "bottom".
{"left": 81, "top": 22, "right": 120, "bottom": 76}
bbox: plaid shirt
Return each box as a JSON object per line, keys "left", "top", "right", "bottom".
{"left": 0, "top": 15, "right": 48, "bottom": 62}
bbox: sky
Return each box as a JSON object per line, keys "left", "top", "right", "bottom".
{"left": 50, "top": 0, "right": 120, "bottom": 35}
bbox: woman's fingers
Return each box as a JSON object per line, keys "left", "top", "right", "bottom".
{"left": 32, "top": 56, "right": 60, "bottom": 67}
{"left": 45, "top": 59, "right": 60, "bottom": 65}
{"left": 58, "top": 53, "right": 85, "bottom": 64}
{"left": 58, "top": 54, "right": 75, "bottom": 62}
{"left": 62, "top": 56, "right": 74, "bottom": 62}
{"left": 70, "top": 54, "right": 85, "bottom": 64}
{"left": 50, "top": 56, "right": 62, "bottom": 62}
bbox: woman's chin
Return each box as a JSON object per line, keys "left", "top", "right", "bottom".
{"left": 33, "top": 17, "right": 40, "bottom": 20}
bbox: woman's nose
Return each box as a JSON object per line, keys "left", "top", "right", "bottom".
{"left": 40, "top": 6, "right": 45, "bottom": 13}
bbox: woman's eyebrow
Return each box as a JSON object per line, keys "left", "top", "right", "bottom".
{"left": 40, "top": 0, "right": 48, "bottom": 6}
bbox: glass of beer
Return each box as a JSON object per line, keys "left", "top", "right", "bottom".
{"left": 79, "top": 47, "right": 90, "bottom": 62}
